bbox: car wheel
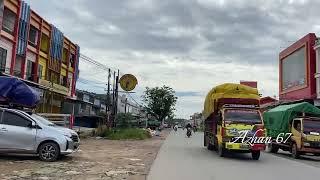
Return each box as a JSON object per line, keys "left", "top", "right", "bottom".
{"left": 39, "top": 142, "right": 60, "bottom": 162}
{"left": 291, "top": 143, "right": 300, "bottom": 159}
{"left": 252, "top": 151, "right": 260, "bottom": 160}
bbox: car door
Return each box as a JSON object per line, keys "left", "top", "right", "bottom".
{"left": 291, "top": 119, "right": 302, "bottom": 149}
{"left": 0, "top": 110, "right": 36, "bottom": 152}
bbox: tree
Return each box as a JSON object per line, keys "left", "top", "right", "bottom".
{"left": 116, "top": 113, "right": 135, "bottom": 128}
{"left": 142, "top": 86, "right": 178, "bottom": 125}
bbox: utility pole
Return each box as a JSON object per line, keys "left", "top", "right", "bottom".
{"left": 112, "top": 70, "right": 116, "bottom": 121}
{"left": 106, "top": 68, "right": 111, "bottom": 127}
{"left": 113, "top": 70, "right": 120, "bottom": 127}
{"left": 124, "top": 98, "right": 128, "bottom": 113}
{"left": 115, "top": 70, "right": 119, "bottom": 114}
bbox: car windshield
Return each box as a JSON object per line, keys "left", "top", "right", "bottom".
{"left": 224, "top": 109, "right": 261, "bottom": 124}
{"left": 304, "top": 120, "right": 320, "bottom": 134}
{"left": 31, "top": 114, "right": 55, "bottom": 126}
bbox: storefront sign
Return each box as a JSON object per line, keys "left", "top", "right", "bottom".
{"left": 119, "top": 74, "right": 138, "bottom": 91}
{"left": 39, "top": 79, "right": 69, "bottom": 96}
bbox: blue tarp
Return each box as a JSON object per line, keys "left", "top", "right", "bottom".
{"left": 0, "top": 76, "right": 40, "bottom": 107}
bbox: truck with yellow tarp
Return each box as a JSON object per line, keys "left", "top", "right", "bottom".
{"left": 203, "top": 83, "right": 265, "bottom": 160}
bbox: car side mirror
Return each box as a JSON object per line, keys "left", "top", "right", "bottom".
{"left": 28, "top": 121, "right": 37, "bottom": 129}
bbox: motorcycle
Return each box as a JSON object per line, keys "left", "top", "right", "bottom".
{"left": 186, "top": 127, "right": 192, "bottom": 138}
{"left": 174, "top": 126, "right": 178, "bottom": 132}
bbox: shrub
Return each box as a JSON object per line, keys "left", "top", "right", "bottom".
{"left": 93, "top": 125, "right": 112, "bottom": 137}
{"left": 107, "top": 128, "right": 151, "bottom": 140}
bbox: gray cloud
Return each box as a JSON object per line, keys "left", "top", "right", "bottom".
{"left": 27, "top": 0, "right": 320, "bottom": 118}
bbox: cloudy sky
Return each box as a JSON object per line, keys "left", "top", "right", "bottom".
{"left": 27, "top": 0, "right": 320, "bottom": 118}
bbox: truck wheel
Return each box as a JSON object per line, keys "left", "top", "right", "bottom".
{"left": 270, "top": 144, "right": 279, "bottom": 153}
{"left": 291, "top": 143, "right": 300, "bottom": 159}
{"left": 38, "top": 142, "right": 60, "bottom": 162}
{"left": 207, "top": 138, "right": 214, "bottom": 151}
{"left": 252, "top": 151, "right": 260, "bottom": 160}
{"left": 218, "top": 143, "right": 225, "bottom": 157}
{"left": 204, "top": 134, "right": 207, "bottom": 147}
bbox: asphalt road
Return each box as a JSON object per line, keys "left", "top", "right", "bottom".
{"left": 147, "top": 129, "right": 320, "bottom": 180}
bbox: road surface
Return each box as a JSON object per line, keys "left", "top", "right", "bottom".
{"left": 148, "top": 130, "right": 320, "bottom": 180}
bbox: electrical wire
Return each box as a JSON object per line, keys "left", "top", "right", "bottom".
{"left": 127, "top": 92, "right": 143, "bottom": 107}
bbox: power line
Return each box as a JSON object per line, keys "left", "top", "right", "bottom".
{"left": 77, "top": 80, "right": 106, "bottom": 89}
{"left": 127, "top": 92, "right": 143, "bottom": 107}
{"left": 79, "top": 54, "right": 126, "bottom": 77}
{"left": 80, "top": 54, "right": 118, "bottom": 73}
{"left": 78, "top": 77, "right": 106, "bottom": 85}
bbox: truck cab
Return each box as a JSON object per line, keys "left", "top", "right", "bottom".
{"left": 290, "top": 117, "right": 320, "bottom": 158}
{"left": 203, "top": 83, "right": 263, "bottom": 160}
{"left": 205, "top": 104, "right": 265, "bottom": 160}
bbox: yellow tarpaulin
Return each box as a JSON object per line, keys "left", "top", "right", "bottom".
{"left": 203, "top": 83, "right": 260, "bottom": 119}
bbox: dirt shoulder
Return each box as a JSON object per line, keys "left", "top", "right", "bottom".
{"left": 0, "top": 130, "right": 169, "bottom": 180}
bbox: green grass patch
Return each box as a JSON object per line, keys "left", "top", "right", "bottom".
{"left": 107, "top": 128, "right": 152, "bottom": 140}
{"left": 93, "top": 126, "right": 151, "bottom": 140}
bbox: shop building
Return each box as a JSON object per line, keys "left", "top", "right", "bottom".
{"left": 240, "top": 81, "right": 258, "bottom": 88}
{"left": 279, "top": 33, "right": 317, "bottom": 104}
{"left": 314, "top": 38, "right": 320, "bottom": 101}
{"left": 0, "top": 0, "right": 80, "bottom": 113}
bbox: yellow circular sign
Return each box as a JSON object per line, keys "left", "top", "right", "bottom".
{"left": 119, "top": 74, "right": 138, "bottom": 91}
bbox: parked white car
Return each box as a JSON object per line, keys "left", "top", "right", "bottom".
{"left": 0, "top": 107, "right": 79, "bottom": 161}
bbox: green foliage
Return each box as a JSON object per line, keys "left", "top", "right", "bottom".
{"left": 116, "top": 113, "right": 135, "bottom": 128}
{"left": 142, "top": 86, "right": 178, "bottom": 123}
{"left": 107, "top": 128, "right": 151, "bottom": 140}
{"left": 93, "top": 125, "right": 151, "bottom": 140}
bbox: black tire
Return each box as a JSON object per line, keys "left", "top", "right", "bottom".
{"left": 252, "top": 151, "right": 260, "bottom": 160}
{"left": 206, "top": 137, "right": 214, "bottom": 150}
{"left": 207, "top": 142, "right": 214, "bottom": 151}
{"left": 218, "top": 143, "right": 225, "bottom": 157}
{"left": 270, "top": 144, "right": 279, "bottom": 153}
{"left": 291, "top": 143, "right": 300, "bottom": 159}
{"left": 204, "top": 134, "right": 207, "bottom": 146}
{"left": 38, "top": 142, "right": 60, "bottom": 162}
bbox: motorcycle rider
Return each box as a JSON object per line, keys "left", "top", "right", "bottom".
{"left": 186, "top": 123, "right": 192, "bottom": 137}
{"left": 185, "top": 123, "right": 192, "bottom": 129}
{"left": 174, "top": 124, "right": 178, "bottom": 131}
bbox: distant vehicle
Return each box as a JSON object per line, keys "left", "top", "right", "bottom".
{"left": 264, "top": 102, "right": 320, "bottom": 159}
{"left": 204, "top": 83, "right": 265, "bottom": 160}
{"left": 0, "top": 107, "right": 79, "bottom": 162}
